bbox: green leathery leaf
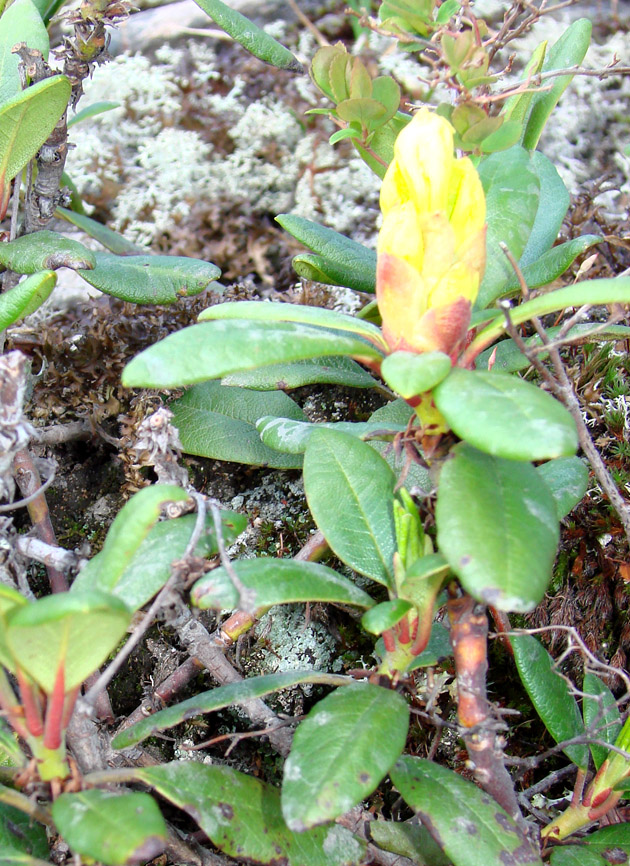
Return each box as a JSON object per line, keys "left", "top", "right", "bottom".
{"left": 170, "top": 381, "right": 305, "bottom": 469}
{"left": 0, "top": 231, "right": 95, "bottom": 273}
{"left": 198, "top": 299, "right": 386, "bottom": 348}
{"left": 52, "top": 790, "right": 167, "bottom": 866}
{"left": 381, "top": 351, "right": 452, "bottom": 399}
{"left": 476, "top": 324, "right": 630, "bottom": 374}
{"left": 433, "top": 368, "right": 577, "bottom": 461}
{"left": 0, "top": 0, "right": 49, "bottom": 105}
{"left": 511, "top": 633, "right": 589, "bottom": 769}
{"left": 581, "top": 824, "right": 630, "bottom": 859}
{"left": 501, "top": 41, "right": 547, "bottom": 128}
{"left": 56, "top": 207, "right": 144, "bottom": 255}
{"left": 0, "top": 717, "right": 27, "bottom": 767}
{"left": 222, "top": 356, "right": 379, "bottom": 390}
{"left": 354, "top": 112, "right": 411, "bottom": 178}
{"left": 304, "top": 429, "right": 396, "bottom": 585}
{"left": 0, "top": 271, "right": 56, "bottom": 331}
{"left": 390, "top": 757, "right": 543, "bottom": 866}
{"left": 368, "top": 400, "right": 432, "bottom": 492}
{"left": 257, "top": 417, "right": 403, "bottom": 455}
{"left": 74, "top": 510, "right": 246, "bottom": 612}
{"left": 549, "top": 848, "right": 608, "bottom": 866}
{"left": 113, "top": 671, "right": 353, "bottom": 749}
{"left": 192, "top": 0, "right": 303, "bottom": 71}
{"left": 67, "top": 100, "right": 120, "bottom": 127}
{"left": 136, "top": 762, "right": 366, "bottom": 866}
{"left": 282, "top": 683, "right": 409, "bottom": 830}
{"left": 123, "top": 319, "right": 384, "bottom": 389}
{"left": 476, "top": 146, "right": 540, "bottom": 309}
{"left": 536, "top": 457, "right": 589, "bottom": 520}
{"left": 192, "top": 558, "right": 374, "bottom": 612}
{"left": 361, "top": 599, "right": 412, "bottom": 635}
{"left": 290, "top": 250, "right": 375, "bottom": 293}
{"left": 77, "top": 251, "right": 221, "bottom": 304}
{"left": 436, "top": 444, "right": 559, "bottom": 612}
{"left": 368, "top": 820, "right": 450, "bottom": 866}
{"left": 0, "top": 802, "right": 48, "bottom": 859}
{"left": 0, "top": 76, "right": 71, "bottom": 210}
{"left": 500, "top": 235, "right": 600, "bottom": 296}
{"left": 583, "top": 672, "right": 621, "bottom": 770}
{"left": 467, "top": 277, "right": 630, "bottom": 360}
{"left": 6, "top": 590, "right": 131, "bottom": 693}
{"left": 405, "top": 621, "right": 453, "bottom": 671}
{"left": 518, "top": 152, "right": 570, "bottom": 267}
{"left": 521, "top": 19, "right": 592, "bottom": 151}
{"left": 0, "top": 857, "right": 56, "bottom": 866}
{"left": 72, "top": 485, "right": 190, "bottom": 598}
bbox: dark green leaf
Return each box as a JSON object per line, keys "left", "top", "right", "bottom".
{"left": 582, "top": 824, "right": 630, "bottom": 859}
{"left": 511, "top": 633, "right": 589, "bottom": 769}
{"left": 0, "top": 76, "right": 71, "bottom": 208}
{"left": 192, "top": 0, "right": 303, "bottom": 71}
{"left": 77, "top": 251, "right": 221, "bottom": 304}
{"left": 112, "top": 671, "right": 353, "bottom": 750}
{"left": 0, "top": 0, "right": 49, "bottom": 105}
{"left": 282, "top": 683, "right": 409, "bottom": 830}
{"left": 75, "top": 511, "right": 246, "bottom": 612}
{"left": 191, "top": 558, "right": 375, "bottom": 611}
{"left": 137, "top": 762, "right": 366, "bottom": 866}
{"left": 369, "top": 819, "right": 451, "bottom": 866}
{"left": 123, "top": 320, "right": 384, "bottom": 389}
{"left": 501, "top": 236, "right": 600, "bottom": 296}
{"left": 198, "top": 300, "right": 386, "bottom": 348}
{"left": 0, "top": 231, "right": 95, "bottom": 273}
{"left": 476, "top": 146, "right": 540, "bottom": 308}
{"left": 170, "top": 381, "right": 305, "bottom": 468}
{"left": 368, "top": 400, "right": 432, "bottom": 492}
{"left": 257, "top": 417, "right": 403, "bottom": 455}
{"left": 56, "top": 207, "right": 145, "bottom": 255}
{"left": 6, "top": 591, "right": 131, "bottom": 692}
{"left": 436, "top": 444, "right": 559, "bottom": 612}
{"left": 434, "top": 368, "right": 577, "bottom": 461}
{"left": 276, "top": 214, "right": 377, "bottom": 294}
{"left": 583, "top": 672, "right": 621, "bottom": 770}
{"left": 52, "top": 790, "right": 167, "bottom": 866}
{"left": 519, "top": 152, "right": 570, "bottom": 267}
{"left": 536, "top": 457, "right": 589, "bottom": 519}
{"left": 391, "top": 757, "right": 543, "bottom": 866}
{"left": 0, "top": 803, "right": 48, "bottom": 858}
{"left": 476, "top": 324, "right": 630, "bottom": 374}
{"left": 522, "top": 19, "right": 592, "bottom": 151}
{"left": 72, "top": 485, "right": 191, "bottom": 597}
{"left": 67, "top": 100, "right": 120, "bottom": 127}
{"left": 361, "top": 599, "right": 412, "bottom": 635}
{"left": 0, "top": 271, "right": 56, "bottom": 331}
{"left": 467, "top": 277, "right": 630, "bottom": 362}
{"left": 549, "top": 846, "right": 607, "bottom": 866}
{"left": 304, "top": 429, "right": 396, "bottom": 585}
{"left": 222, "top": 356, "right": 379, "bottom": 390}
{"left": 381, "top": 351, "right": 452, "bottom": 399}
{"left": 405, "top": 621, "right": 453, "bottom": 670}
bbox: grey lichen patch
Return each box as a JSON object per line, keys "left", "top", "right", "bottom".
{"left": 65, "top": 36, "right": 381, "bottom": 250}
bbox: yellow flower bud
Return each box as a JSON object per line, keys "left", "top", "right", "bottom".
{"left": 376, "top": 108, "right": 486, "bottom": 358}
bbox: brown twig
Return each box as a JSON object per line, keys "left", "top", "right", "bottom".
{"left": 12, "top": 449, "right": 68, "bottom": 593}
{"left": 447, "top": 589, "right": 526, "bottom": 826}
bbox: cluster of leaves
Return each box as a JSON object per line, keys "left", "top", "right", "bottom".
{"left": 2, "top": 0, "right": 630, "bottom": 863}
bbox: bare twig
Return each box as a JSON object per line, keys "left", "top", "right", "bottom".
{"left": 208, "top": 499, "right": 257, "bottom": 613}
{"left": 13, "top": 450, "right": 67, "bottom": 593}
{"left": 14, "top": 536, "right": 80, "bottom": 571}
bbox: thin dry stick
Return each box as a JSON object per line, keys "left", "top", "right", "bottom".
{"left": 83, "top": 496, "right": 208, "bottom": 708}
{"left": 12, "top": 450, "right": 68, "bottom": 593}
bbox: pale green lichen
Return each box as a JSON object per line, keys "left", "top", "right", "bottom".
{"left": 65, "top": 37, "right": 381, "bottom": 248}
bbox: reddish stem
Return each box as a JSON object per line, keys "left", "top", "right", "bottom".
{"left": 43, "top": 665, "right": 65, "bottom": 750}
{"left": 16, "top": 669, "right": 44, "bottom": 738}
